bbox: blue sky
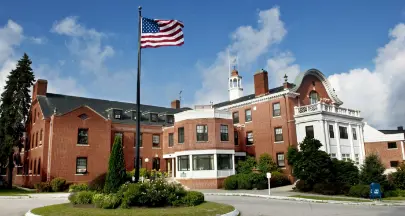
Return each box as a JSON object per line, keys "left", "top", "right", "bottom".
{"left": 1, "top": 0, "right": 405, "bottom": 128}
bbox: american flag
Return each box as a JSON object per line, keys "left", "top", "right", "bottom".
{"left": 141, "top": 17, "right": 184, "bottom": 48}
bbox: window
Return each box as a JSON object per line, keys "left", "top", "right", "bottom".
{"left": 178, "top": 156, "right": 190, "bottom": 171}
{"left": 113, "top": 109, "right": 122, "bottom": 119}
{"left": 193, "top": 154, "right": 214, "bottom": 170}
{"left": 355, "top": 154, "right": 359, "bottom": 165}
{"left": 234, "top": 131, "right": 239, "bottom": 146}
{"left": 388, "top": 142, "right": 397, "bottom": 149}
{"left": 245, "top": 109, "right": 252, "bottom": 122}
{"left": 0, "top": 166, "right": 6, "bottom": 175}
{"left": 220, "top": 125, "right": 229, "bottom": 141}
{"left": 77, "top": 129, "right": 89, "bottom": 145}
{"left": 152, "top": 135, "right": 160, "bottom": 148}
{"left": 134, "top": 157, "right": 142, "bottom": 168}
{"left": 341, "top": 154, "right": 350, "bottom": 162}
{"left": 168, "top": 133, "right": 174, "bottom": 147}
{"left": 305, "top": 126, "right": 314, "bottom": 139}
{"left": 167, "top": 115, "right": 174, "bottom": 124}
{"left": 277, "top": 153, "right": 285, "bottom": 167}
{"left": 152, "top": 157, "right": 160, "bottom": 170}
{"left": 178, "top": 127, "right": 184, "bottom": 143}
{"left": 273, "top": 102, "right": 281, "bottom": 117}
{"left": 134, "top": 133, "right": 142, "bottom": 147}
{"left": 35, "top": 132, "right": 38, "bottom": 147}
{"left": 150, "top": 113, "right": 158, "bottom": 122}
{"left": 232, "top": 112, "right": 239, "bottom": 124}
{"left": 31, "top": 134, "right": 34, "bottom": 149}
{"left": 339, "top": 126, "right": 348, "bottom": 139}
{"left": 390, "top": 161, "right": 399, "bottom": 168}
{"left": 17, "top": 166, "right": 23, "bottom": 175}
{"left": 76, "top": 157, "right": 87, "bottom": 174}
{"left": 40, "top": 129, "right": 43, "bottom": 142}
{"left": 217, "top": 154, "right": 233, "bottom": 170}
{"left": 274, "top": 127, "right": 283, "bottom": 142}
{"left": 33, "top": 109, "right": 36, "bottom": 123}
{"left": 37, "top": 159, "right": 41, "bottom": 175}
{"left": 309, "top": 91, "right": 319, "bottom": 104}
{"left": 33, "top": 160, "right": 37, "bottom": 175}
{"left": 196, "top": 125, "right": 208, "bottom": 142}
{"left": 330, "top": 153, "right": 337, "bottom": 159}
{"left": 246, "top": 132, "right": 254, "bottom": 145}
{"left": 78, "top": 113, "right": 88, "bottom": 120}
{"left": 352, "top": 128, "right": 357, "bottom": 140}
{"left": 329, "top": 125, "right": 334, "bottom": 138}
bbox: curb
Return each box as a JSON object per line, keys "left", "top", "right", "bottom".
{"left": 203, "top": 193, "right": 405, "bottom": 206}
{"left": 0, "top": 195, "right": 31, "bottom": 199}
{"left": 221, "top": 208, "right": 240, "bottom": 216}
{"left": 25, "top": 210, "right": 38, "bottom": 216}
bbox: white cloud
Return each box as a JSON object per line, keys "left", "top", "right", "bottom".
{"left": 193, "top": 7, "right": 287, "bottom": 105}
{"left": 328, "top": 23, "right": 405, "bottom": 128}
{"left": 266, "top": 51, "right": 300, "bottom": 86}
{"left": 30, "top": 36, "right": 47, "bottom": 44}
{"left": 51, "top": 16, "right": 114, "bottom": 74}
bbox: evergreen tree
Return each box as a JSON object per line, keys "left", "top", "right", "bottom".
{"left": 257, "top": 153, "right": 279, "bottom": 173}
{"left": 104, "top": 135, "right": 126, "bottom": 193}
{"left": 0, "top": 53, "right": 35, "bottom": 188}
{"left": 359, "top": 154, "right": 386, "bottom": 185}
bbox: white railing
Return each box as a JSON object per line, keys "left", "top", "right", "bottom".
{"left": 294, "top": 102, "right": 361, "bottom": 117}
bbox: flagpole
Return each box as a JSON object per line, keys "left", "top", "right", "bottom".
{"left": 134, "top": 5, "right": 142, "bottom": 183}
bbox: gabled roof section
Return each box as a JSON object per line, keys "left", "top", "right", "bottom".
{"left": 291, "top": 68, "right": 343, "bottom": 106}
{"left": 364, "top": 123, "right": 405, "bottom": 142}
{"left": 37, "top": 93, "right": 187, "bottom": 125}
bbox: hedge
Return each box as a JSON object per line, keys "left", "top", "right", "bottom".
{"left": 224, "top": 172, "right": 290, "bottom": 190}
{"left": 348, "top": 184, "right": 370, "bottom": 198}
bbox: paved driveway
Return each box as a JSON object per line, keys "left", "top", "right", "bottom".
{"left": 0, "top": 197, "right": 68, "bottom": 216}
{"left": 206, "top": 195, "right": 405, "bottom": 216}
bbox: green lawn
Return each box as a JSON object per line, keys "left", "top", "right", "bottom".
{"left": 290, "top": 195, "right": 372, "bottom": 202}
{"left": 31, "top": 202, "right": 235, "bottom": 216}
{"left": 0, "top": 188, "right": 33, "bottom": 196}
{"left": 382, "top": 197, "right": 405, "bottom": 201}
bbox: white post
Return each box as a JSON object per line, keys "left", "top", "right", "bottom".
{"left": 214, "top": 153, "right": 218, "bottom": 177}
{"left": 266, "top": 172, "right": 271, "bottom": 196}
{"left": 401, "top": 141, "right": 405, "bottom": 160}
{"left": 232, "top": 154, "right": 236, "bottom": 175}
{"left": 358, "top": 124, "right": 366, "bottom": 164}
{"left": 189, "top": 155, "right": 193, "bottom": 178}
{"left": 322, "top": 120, "right": 330, "bottom": 153}
{"left": 334, "top": 122, "right": 342, "bottom": 160}
{"left": 171, "top": 158, "right": 175, "bottom": 178}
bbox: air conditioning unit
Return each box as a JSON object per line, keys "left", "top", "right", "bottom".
{"left": 77, "top": 169, "right": 87, "bottom": 173}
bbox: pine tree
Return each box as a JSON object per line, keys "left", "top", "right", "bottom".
{"left": 104, "top": 135, "right": 127, "bottom": 193}
{"left": 0, "top": 53, "right": 35, "bottom": 188}
{"left": 359, "top": 154, "right": 386, "bottom": 185}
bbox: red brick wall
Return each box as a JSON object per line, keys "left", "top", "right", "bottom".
{"left": 177, "top": 178, "right": 226, "bottom": 189}
{"left": 49, "top": 106, "right": 111, "bottom": 184}
{"left": 365, "top": 141, "right": 404, "bottom": 168}
{"left": 254, "top": 71, "right": 269, "bottom": 97}
{"left": 296, "top": 74, "right": 331, "bottom": 106}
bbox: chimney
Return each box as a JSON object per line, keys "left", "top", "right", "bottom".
{"left": 171, "top": 100, "right": 180, "bottom": 109}
{"left": 32, "top": 79, "right": 48, "bottom": 101}
{"left": 398, "top": 126, "right": 404, "bottom": 131}
{"left": 254, "top": 69, "right": 269, "bottom": 97}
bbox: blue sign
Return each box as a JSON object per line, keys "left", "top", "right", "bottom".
{"left": 370, "top": 183, "right": 381, "bottom": 200}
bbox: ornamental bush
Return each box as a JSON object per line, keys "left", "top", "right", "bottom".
{"left": 70, "top": 191, "right": 94, "bottom": 205}
{"left": 236, "top": 156, "right": 257, "bottom": 174}
{"left": 92, "top": 193, "right": 121, "bottom": 209}
{"left": 69, "top": 183, "right": 89, "bottom": 192}
{"left": 104, "top": 135, "right": 127, "bottom": 193}
{"left": 295, "top": 180, "right": 312, "bottom": 192}
{"left": 182, "top": 191, "right": 204, "bottom": 206}
{"left": 89, "top": 173, "right": 107, "bottom": 192}
{"left": 237, "top": 174, "right": 253, "bottom": 190}
{"left": 359, "top": 154, "right": 386, "bottom": 186}
{"left": 270, "top": 171, "right": 290, "bottom": 188}
{"left": 50, "top": 177, "right": 67, "bottom": 192}
{"left": 34, "top": 182, "right": 52, "bottom": 192}
{"left": 392, "top": 162, "right": 405, "bottom": 190}
{"left": 257, "top": 153, "right": 279, "bottom": 173}
{"left": 223, "top": 175, "right": 238, "bottom": 190}
{"left": 348, "top": 184, "right": 370, "bottom": 198}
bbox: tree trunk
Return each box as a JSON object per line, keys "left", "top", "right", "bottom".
{"left": 7, "top": 153, "right": 13, "bottom": 189}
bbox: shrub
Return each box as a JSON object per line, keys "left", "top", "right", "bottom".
{"left": 223, "top": 175, "right": 238, "bottom": 190}
{"left": 104, "top": 135, "right": 127, "bottom": 193}
{"left": 270, "top": 171, "right": 290, "bottom": 188}
{"left": 295, "top": 180, "right": 312, "bottom": 192}
{"left": 92, "top": 193, "right": 105, "bottom": 208}
{"left": 120, "top": 183, "right": 143, "bottom": 208}
{"left": 34, "top": 182, "right": 52, "bottom": 192}
{"left": 348, "top": 184, "right": 370, "bottom": 198}
{"left": 182, "top": 191, "right": 204, "bottom": 206}
{"left": 257, "top": 153, "right": 279, "bottom": 173}
{"left": 93, "top": 193, "right": 121, "bottom": 209}
{"left": 313, "top": 183, "right": 339, "bottom": 195}
{"left": 50, "top": 177, "right": 66, "bottom": 192}
{"left": 331, "top": 159, "right": 359, "bottom": 186}
{"left": 89, "top": 173, "right": 107, "bottom": 192}
{"left": 236, "top": 156, "right": 257, "bottom": 174}
{"left": 249, "top": 173, "right": 267, "bottom": 189}
{"left": 70, "top": 191, "right": 94, "bottom": 205}
{"left": 392, "top": 163, "right": 405, "bottom": 190}
{"left": 384, "top": 189, "right": 405, "bottom": 198}
{"left": 69, "top": 183, "right": 89, "bottom": 192}
{"left": 237, "top": 174, "right": 252, "bottom": 189}
{"left": 359, "top": 154, "right": 386, "bottom": 186}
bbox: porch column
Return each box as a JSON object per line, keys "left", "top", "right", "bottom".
{"left": 232, "top": 154, "right": 236, "bottom": 175}
{"left": 171, "top": 158, "right": 175, "bottom": 178}
{"left": 213, "top": 153, "right": 218, "bottom": 176}
{"left": 401, "top": 141, "right": 405, "bottom": 160}
{"left": 334, "top": 122, "right": 342, "bottom": 160}
{"left": 348, "top": 124, "right": 355, "bottom": 161}
{"left": 189, "top": 155, "right": 193, "bottom": 178}
{"left": 358, "top": 124, "right": 366, "bottom": 164}
{"left": 322, "top": 120, "right": 330, "bottom": 153}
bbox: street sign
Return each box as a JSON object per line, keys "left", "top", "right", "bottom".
{"left": 370, "top": 183, "right": 381, "bottom": 200}
{"left": 266, "top": 172, "right": 271, "bottom": 179}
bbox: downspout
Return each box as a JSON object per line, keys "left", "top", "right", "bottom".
{"left": 283, "top": 95, "right": 292, "bottom": 148}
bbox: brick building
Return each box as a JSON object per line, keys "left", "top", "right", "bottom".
{"left": 4, "top": 67, "right": 383, "bottom": 189}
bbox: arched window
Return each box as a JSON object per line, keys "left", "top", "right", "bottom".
{"left": 309, "top": 91, "right": 319, "bottom": 104}
{"left": 233, "top": 78, "right": 237, "bottom": 87}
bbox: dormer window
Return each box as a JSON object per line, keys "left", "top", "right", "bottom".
{"left": 113, "top": 109, "right": 122, "bottom": 119}
{"left": 150, "top": 113, "right": 158, "bottom": 122}
{"left": 167, "top": 115, "right": 174, "bottom": 124}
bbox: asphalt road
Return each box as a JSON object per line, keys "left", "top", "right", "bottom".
{"left": 205, "top": 195, "right": 405, "bottom": 216}
{"left": 0, "top": 195, "right": 404, "bottom": 216}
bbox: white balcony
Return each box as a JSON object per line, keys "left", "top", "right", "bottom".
{"left": 294, "top": 102, "right": 361, "bottom": 118}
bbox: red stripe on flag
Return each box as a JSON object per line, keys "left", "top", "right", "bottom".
{"left": 141, "top": 28, "right": 182, "bottom": 39}
{"left": 141, "top": 35, "right": 184, "bottom": 44}
{"left": 141, "top": 41, "right": 184, "bottom": 49}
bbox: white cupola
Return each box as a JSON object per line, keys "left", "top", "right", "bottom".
{"left": 229, "top": 69, "right": 243, "bottom": 101}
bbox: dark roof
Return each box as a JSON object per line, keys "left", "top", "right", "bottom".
{"left": 37, "top": 93, "right": 190, "bottom": 126}
{"left": 213, "top": 85, "right": 291, "bottom": 108}
{"left": 379, "top": 128, "right": 405, "bottom": 135}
